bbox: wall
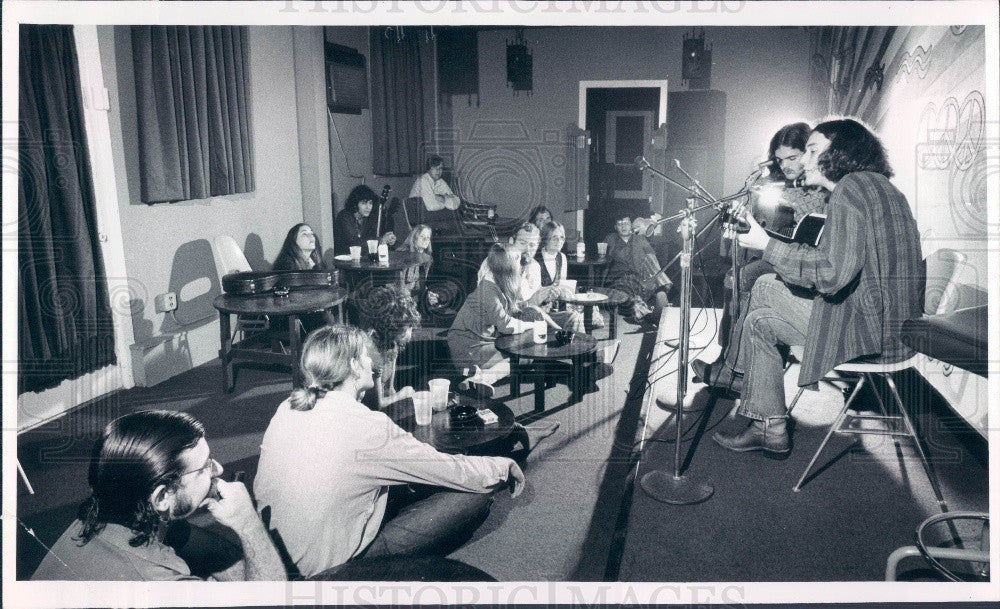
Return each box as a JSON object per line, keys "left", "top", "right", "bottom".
{"left": 449, "top": 26, "right": 814, "bottom": 231}
{"left": 103, "top": 26, "right": 306, "bottom": 384}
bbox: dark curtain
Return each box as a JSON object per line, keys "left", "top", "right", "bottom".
{"left": 369, "top": 27, "right": 428, "bottom": 176}
{"left": 18, "top": 25, "right": 116, "bottom": 394}
{"left": 131, "top": 26, "right": 254, "bottom": 203}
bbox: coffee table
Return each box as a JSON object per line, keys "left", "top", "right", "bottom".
{"left": 495, "top": 330, "right": 599, "bottom": 413}
{"left": 562, "top": 287, "right": 629, "bottom": 339}
{"left": 388, "top": 394, "right": 516, "bottom": 454}
{"left": 566, "top": 253, "right": 607, "bottom": 289}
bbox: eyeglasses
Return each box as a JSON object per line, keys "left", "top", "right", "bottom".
{"left": 180, "top": 455, "right": 219, "bottom": 478}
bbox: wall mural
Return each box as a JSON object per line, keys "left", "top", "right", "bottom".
{"left": 896, "top": 45, "right": 932, "bottom": 83}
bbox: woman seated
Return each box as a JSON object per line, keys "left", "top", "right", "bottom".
{"left": 528, "top": 205, "right": 553, "bottom": 231}
{"left": 604, "top": 213, "right": 670, "bottom": 321}
{"left": 333, "top": 185, "right": 396, "bottom": 256}
{"left": 273, "top": 223, "right": 327, "bottom": 271}
{"left": 395, "top": 224, "right": 442, "bottom": 310}
{"left": 535, "top": 221, "right": 589, "bottom": 332}
{"left": 448, "top": 243, "right": 559, "bottom": 398}
{"left": 359, "top": 285, "right": 419, "bottom": 410}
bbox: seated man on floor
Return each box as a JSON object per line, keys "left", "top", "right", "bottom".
{"left": 32, "top": 410, "right": 286, "bottom": 581}
{"left": 707, "top": 118, "right": 924, "bottom": 456}
{"left": 253, "top": 324, "right": 524, "bottom": 579}
{"left": 693, "top": 121, "right": 828, "bottom": 389}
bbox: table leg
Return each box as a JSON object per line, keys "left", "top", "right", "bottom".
{"left": 219, "top": 312, "right": 234, "bottom": 393}
{"left": 510, "top": 354, "right": 520, "bottom": 398}
{"left": 534, "top": 376, "right": 545, "bottom": 413}
{"left": 582, "top": 304, "right": 594, "bottom": 333}
{"left": 608, "top": 307, "right": 618, "bottom": 339}
{"left": 289, "top": 314, "right": 303, "bottom": 388}
{"left": 587, "top": 267, "right": 595, "bottom": 290}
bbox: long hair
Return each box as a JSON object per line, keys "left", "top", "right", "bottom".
{"left": 529, "top": 205, "right": 552, "bottom": 227}
{"left": 288, "top": 325, "right": 377, "bottom": 411}
{"left": 813, "top": 118, "right": 894, "bottom": 181}
{"left": 77, "top": 410, "right": 205, "bottom": 547}
{"left": 766, "top": 122, "right": 811, "bottom": 182}
{"left": 399, "top": 224, "right": 433, "bottom": 255}
{"left": 344, "top": 184, "right": 377, "bottom": 214}
{"left": 274, "top": 223, "right": 325, "bottom": 271}
{"left": 364, "top": 284, "right": 422, "bottom": 353}
{"left": 486, "top": 243, "right": 522, "bottom": 306}
{"left": 539, "top": 220, "right": 565, "bottom": 253}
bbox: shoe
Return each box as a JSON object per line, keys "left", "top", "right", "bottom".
{"left": 712, "top": 417, "right": 790, "bottom": 456}
{"left": 691, "top": 359, "right": 743, "bottom": 394}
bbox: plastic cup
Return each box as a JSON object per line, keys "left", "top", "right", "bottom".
{"left": 428, "top": 378, "right": 450, "bottom": 412}
{"left": 597, "top": 242, "right": 607, "bottom": 256}
{"left": 349, "top": 246, "right": 362, "bottom": 260}
{"left": 412, "top": 391, "right": 433, "bottom": 425}
{"left": 367, "top": 239, "right": 379, "bottom": 260}
{"left": 532, "top": 320, "right": 547, "bottom": 344}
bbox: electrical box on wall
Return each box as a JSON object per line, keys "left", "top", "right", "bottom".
{"left": 326, "top": 42, "right": 369, "bottom": 114}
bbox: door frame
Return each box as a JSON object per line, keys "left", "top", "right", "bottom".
{"left": 577, "top": 79, "right": 669, "bottom": 236}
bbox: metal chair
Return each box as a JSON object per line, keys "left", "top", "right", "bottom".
{"left": 785, "top": 249, "right": 966, "bottom": 505}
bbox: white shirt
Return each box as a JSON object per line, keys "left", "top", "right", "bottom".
{"left": 254, "top": 390, "right": 512, "bottom": 577}
{"left": 409, "top": 172, "right": 456, "bottom": 212}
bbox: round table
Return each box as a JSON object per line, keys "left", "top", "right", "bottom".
{"left": 495, "top": 330, "right": 599, "bottom": 413}
{"left": 562, "top": 287, "right": 629, "bottom": 339}
{"left": 565, "top": 253, "right": 607, "bottom": 289}
{"left": 389, "top": 394, "right": 516, "bottom": 454}
{"left": 333, "top": 250, "right": 431, "bottom": 290}
{"left": 213, "top": 287, "right": 348, "bottom": 392}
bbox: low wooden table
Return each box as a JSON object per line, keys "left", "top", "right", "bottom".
{"left": 213, "top": 287, "right": 348, "bottom": 392}
{"left": 496, "top": 330, "right": 599, "bottom": 413}
{"left": 388, "top": 394, "right": 516, "bottom": 454}
{"left": 333, "top": 251, "right": 431, "bottom": 291}
{"left": 562, "top": 287, "right": 629, "bottom": 339}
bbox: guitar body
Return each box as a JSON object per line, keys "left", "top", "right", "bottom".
{"left": 222, "top": 270, "right": 339, "bottom": 296}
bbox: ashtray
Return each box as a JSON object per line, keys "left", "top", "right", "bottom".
{"left": 449, "top": 404, "right": 479, "bottom": 424}
{"left": 553, "top": 330, "right": 574, "bottom": 346}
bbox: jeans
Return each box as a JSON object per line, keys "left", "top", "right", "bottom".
{"left": 361, "top": 484, "right": 493, "bottom": 559}
{"left": 734, "top": 274, "right": 813, "bottom": 421}
{"left": 718, "top": 258, "right": 777, "bottom": 364}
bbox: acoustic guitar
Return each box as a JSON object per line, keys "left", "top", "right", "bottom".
{"left": 222, "top": 269, "right": 339, "bottom": 296}
{"left": 374, "top": 184, "right": 391, "bottom": 238}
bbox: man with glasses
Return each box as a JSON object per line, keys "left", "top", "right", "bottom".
{"left": 32, "top": 410, "right": 286, "bottom": 581}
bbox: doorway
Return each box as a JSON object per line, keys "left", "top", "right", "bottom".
{"left": 578, "top": 80, "right": 667, "bottom": 245}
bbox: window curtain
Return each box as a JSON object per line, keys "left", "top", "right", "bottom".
{"left": 18, "top": 25, "right": 116, "bottom": 394}
{"left": 369, "top": 27, "right": 433, "bottom": 176}
{"left": 131, "top": 26, "right": 254, "bottom": 203}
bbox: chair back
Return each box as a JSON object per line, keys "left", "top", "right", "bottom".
{"left": 923, "top": 248, "right": 966, "bottom": 316}
{"left": 213, "top": 235, "right": 253, "bottom": 278}
{"left": 404, "top": 197, "right": 424, "bottom": 227}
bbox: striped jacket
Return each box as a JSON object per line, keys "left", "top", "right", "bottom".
{"left": 763, "top": 172, "right": 924, "bottom": 386}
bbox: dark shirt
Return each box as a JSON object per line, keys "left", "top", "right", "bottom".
{"left": 333, "top": 208, "right": 395, "bottom": 255}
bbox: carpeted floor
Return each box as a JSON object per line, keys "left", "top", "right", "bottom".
{"left": 15, "top": 320, "right": 654, "bottom": 581}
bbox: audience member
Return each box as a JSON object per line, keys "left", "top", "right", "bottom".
{"left": 536, "top": 221, "right": 588, "bottom": 332}
{"left": 410, "top": 154, "right": 462, "bottom": 212}
{"left": 452, "top": 243, "right": 559, "bottom": 397}
{"left": 254, "top": 325, "right": 524, "bottom": 578}
{"left": 528, "top": 205, "right": 553, "bottom": 231}
{"left": 396, "top": 224, "right": 441, "bottom": 309}
{"left": 273, "top": 223, "right": 327, "bottom": 271}
{"left": 32, "top": 410, "right": 285, "bottom": 581}
{"left": 334, "top": 185, "right": 396, "bottom": 255}
{"left": 604, "top": 213, "right": 670, "bottom": 321}
{"left": 359, "top": 284, "right": 420, "bottom": 409}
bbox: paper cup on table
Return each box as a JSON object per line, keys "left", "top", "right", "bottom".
{"left": 576, "top": 242, "right": 586, "bottom": 258}
{"left": 597, "top": 242, "right": 608, "bottom": 256}
{"left": 349, "top": 246, "right": 362, "bottom": 260}
{"left": 366, "top": 239, "right": 379, "bottom": 257}
{"left": 532, "top": 320, "right": 547, "bottom": 344}
{"left": 561, "top": 279, "right": 577, "bottom": 293}
{"left": 412, "top": 391, "right": 433, "bottom": 425}
{"left": 428, "top": 378, "right": 450, "bottom": 411}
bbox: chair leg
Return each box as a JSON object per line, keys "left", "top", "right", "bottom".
{"left": 794, "top": 375, "right": 867, "bottom": 492}
{"left": 885, "top": 375, "right": 949, "bottom": 512}
{"left": 786, "top": 387, "right": 805, "bottom": 416}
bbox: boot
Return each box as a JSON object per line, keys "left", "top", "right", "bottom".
{"left": 712, "top": 417, "right": 790, "bottom": 456}
{"left": 691, "top": 359, "right": 744, "bottom": 394}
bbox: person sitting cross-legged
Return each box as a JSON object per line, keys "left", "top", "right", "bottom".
{"left": 253, "top": 324, "right": 525, "bottom": 579}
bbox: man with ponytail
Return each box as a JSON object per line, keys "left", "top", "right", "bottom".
{"left": 32, "top": 410, "right": 286, "bottom": 581}
{"left": 254, "top": 324, "right": 525, "bottom": 578}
